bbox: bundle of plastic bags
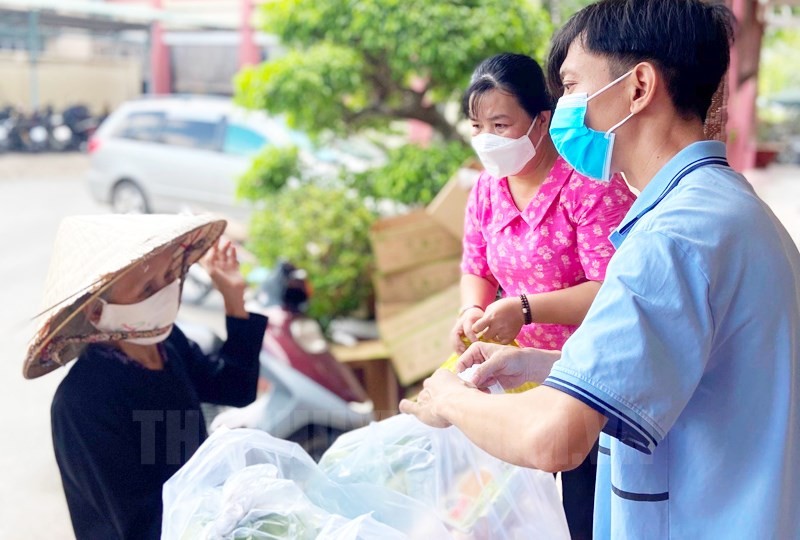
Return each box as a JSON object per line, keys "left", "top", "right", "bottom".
{"left": 319, "top": 414, "right": 569, "bottom": 540}
{"left": 162, "top": 417, "right": 569, "bottom": 539}
{"left": 162, "top": 427, "right": 449, "bottom": 539}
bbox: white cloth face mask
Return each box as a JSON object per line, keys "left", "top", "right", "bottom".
{"left": 91, "top": 279, "right": 181, "bottom": 345}
{"left": 471, "top": 117, "right": 545, "bottom": 178}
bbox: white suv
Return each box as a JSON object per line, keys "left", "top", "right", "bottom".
{"left": 87, "top": 96, "right": 327, "bottom": 220}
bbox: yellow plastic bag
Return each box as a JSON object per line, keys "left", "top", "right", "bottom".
{"left": 441, "top": 337, "right": 537, "bottom": 394}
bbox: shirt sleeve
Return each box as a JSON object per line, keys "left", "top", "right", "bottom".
{"left": 543, "top": 231, "right": 713, "bottom": 454}
{"left": 572, "top": 173, "right": 636, "bottom": 281}
{"left": 460, "top": 173, "right": 499, "bottom": 286}
{"left": 178, "top": 313, "right": 268, "bottom": 407}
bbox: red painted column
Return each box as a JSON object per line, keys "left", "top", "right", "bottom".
{"left": 408, "top": 76, "right": 433, "bottom": 145}
{"left": 726, "top": 0, "right": 763, "bottom": 171}
{"left": 239, "top": 0, "right": 261, "bottom": 67}
{"left": 150, "top": 0, "right": 171, "bottom": 94}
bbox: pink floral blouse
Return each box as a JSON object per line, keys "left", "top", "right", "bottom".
{"left": 461, "top": 156, "right": 636, "bottom": 350}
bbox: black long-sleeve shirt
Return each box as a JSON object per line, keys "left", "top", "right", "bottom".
{"left": 51, "top": 314, "right": 267, "bottom": 540}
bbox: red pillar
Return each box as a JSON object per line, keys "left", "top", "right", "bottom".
{"left": 726, "top": 0, "right": 764, "bottom": 171}
{"left": 239, "top": 0, "right": 261, "bottom": 67}
{"left": 150, "top": 0, "right": 171, "bottom": 94}
{"left": 408, "top": 76, "right": 433, "bottom": 145}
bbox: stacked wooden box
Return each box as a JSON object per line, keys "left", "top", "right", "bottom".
{"left": 371, "top": 162, "right": 481, "bottom": 387}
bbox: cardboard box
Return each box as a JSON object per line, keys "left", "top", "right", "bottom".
{"left": 369, "top": 210, "right": 462, "bottom": 274}
{"left": 425, "top": 165, "right": 481, "bottom": 240}
{"left": 378, "top": 284, "right": 461, "bottom": 386}
{"left": 373, "top": 257, "right": 462, "bottom": 304}
{"left": 375, "top": 301, "right": 416, "bottom": 321}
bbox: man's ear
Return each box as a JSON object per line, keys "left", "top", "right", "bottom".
{"left": 629, "top": 61, "right": 658, "bottom": 115}
{"left": 85, "top": 298, "right": 104, "bottom": 324}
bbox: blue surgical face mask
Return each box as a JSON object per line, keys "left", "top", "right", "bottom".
{"left": 549, "top": 70, "right": 634, "bottom": 182}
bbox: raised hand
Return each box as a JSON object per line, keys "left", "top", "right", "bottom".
{"left": 200, "top": 239, "right": 248, "bottom": 318}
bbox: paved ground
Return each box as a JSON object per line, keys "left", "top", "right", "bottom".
{"left": 0, "top": 154, "right": 797, "bottom": 539}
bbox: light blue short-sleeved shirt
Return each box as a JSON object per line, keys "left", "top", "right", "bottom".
{"left": 543, "top": 141, "right": 800, "bottom": 539}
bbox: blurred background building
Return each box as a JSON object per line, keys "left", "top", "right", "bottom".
{"left": 0, "top": 0, "right": 281, "bottom": 113}
{"left": 1, "top": 0, "right": 798, "bottom": 168}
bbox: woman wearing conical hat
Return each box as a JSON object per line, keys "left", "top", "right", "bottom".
{"left": 24, "top": 214, "right": 267, "bottom": 540}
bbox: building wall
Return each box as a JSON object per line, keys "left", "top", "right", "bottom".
{"left": 0, "top": 51, "right": 142, "bottom": 112}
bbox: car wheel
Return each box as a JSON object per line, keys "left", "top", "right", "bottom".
{"left": 112, "top": 180, "right": 149, "bottom": 214}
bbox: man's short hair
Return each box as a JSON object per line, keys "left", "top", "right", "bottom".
{"left": 547, "top": 0, "right": 735, "bottom": 122}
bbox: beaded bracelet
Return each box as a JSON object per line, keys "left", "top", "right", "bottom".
{"left": 520, "top": 294, "right": 533, "bottom": 325}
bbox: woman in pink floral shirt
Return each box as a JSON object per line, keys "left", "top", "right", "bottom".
{"left": 453, "top": 53, "right": 635, "bottom": 353}
{"left": 452, "top": 53, "right": 635, "bottom": 540}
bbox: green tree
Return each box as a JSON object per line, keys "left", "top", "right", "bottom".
{"left": 248, "top": 185, "right": 376, "bottom": 323}
{"left": 759, "top": 28, "right": 800, "bottom": 99}
{"left": 757, "top": 28, "right": 800, "bottom": 143}
{"left": 238, "top": 0, "right": 551, "bottom": 142}
{"left": 236, "top": 0, "right": 552, "bottom": 320}
{"left": 237, "top": 0, "right": 552, "bottom": 204}
{"left": 539, "top": 0, "right": 594, "bottom": 25}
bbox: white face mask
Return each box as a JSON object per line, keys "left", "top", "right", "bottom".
{"left": 471, "top": 118, "right": 545, "bottom": 179}
{"left": 91, "top": 279, "right": 181, "bottom": 345}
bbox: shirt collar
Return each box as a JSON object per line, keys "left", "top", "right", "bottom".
{"left": 491, "top": 157, "right": 572, "bottom": 233}
{"left": 609, "top": 141, "right": 728, "bottom": 248}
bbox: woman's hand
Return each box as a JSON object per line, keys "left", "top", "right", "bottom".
{"left": 200, "top": 240, "right": 248, "bottom": 318}
{"left": 450, "top": 306, "right": 485, "bottom": 354}
{"left": 471, "top": 297, "right": 525, "bottom": 345}
{"left": 456, "top": 341, "right": 560, "bottom": 390}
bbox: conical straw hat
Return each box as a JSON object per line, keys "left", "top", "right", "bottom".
{"left": 24, "top": 213, "right": 227, "bottom": 379}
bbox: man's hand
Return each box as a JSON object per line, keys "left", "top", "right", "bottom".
{"left": 399, "top": 369, "right": 474, "bottom": 428}
{"left": 457, "top": 342, "right": 561, "bottom": 389}
{"left": 471, "top": 297, "right": 525, "bottom": 345}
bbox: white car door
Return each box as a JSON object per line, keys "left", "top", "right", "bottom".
{"left": 153, "top": 113, "right": 228, "bottom": 213}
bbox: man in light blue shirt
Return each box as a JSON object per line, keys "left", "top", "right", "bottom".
{"left": 401, "top": 0, "right": 800, "bottom": 537}
{"left": 544, "top": 138, "right": 800, "bottom": 538}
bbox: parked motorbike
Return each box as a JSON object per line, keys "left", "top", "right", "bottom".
{"left": 47, "top": 112, "right": 74, "bottom": 152}
{"left": 0, "top": 108, "right": 13, "bottom": 153}
{"left": 15, "top": 110, "right": 50, "bottom": 153}
{"left": 62, "top": 104, "right": 99, "bottom": 151}
{"left": 181, "top": 261, "right": 375, "bottom": 460}
{"left": 0, "top": 104, "right": 103, "bottom": 153}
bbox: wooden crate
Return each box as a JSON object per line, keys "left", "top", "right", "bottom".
{"left": 369, "top": 210, "right": 462, "bottom": 274}
{"left": 378, "top": 284, "right": 461, "bottom": 386}
{"left": 331, "top": 340, "right": 401, "bottom": 417}
{"left": 373, "top": 257, "right": 461, "bottom": 304}
{"left": 425, "top": 166, "right": 480, "bottom": 240}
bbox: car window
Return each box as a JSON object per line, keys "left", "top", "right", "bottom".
{"left": 161, "top": 118, "right": 221, "bottom": 151}
{"left": 223, "top": 124, "right": 268, "bottom": 156}
{"left": 114, "top": 111, "right": 165, "bottom": 142}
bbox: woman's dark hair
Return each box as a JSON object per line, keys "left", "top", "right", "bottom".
{"left": 547, "top": 0, "right": 735, "bottom": 122}
{"left": 461, "top": 53, "right": 553, "bottom": 121}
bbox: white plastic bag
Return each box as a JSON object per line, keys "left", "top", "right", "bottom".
{"left": 319, "top": 414, "right": 570, "bottom": 540}
{"left": 161, "top": 427, "right": 449, "bottom": 539}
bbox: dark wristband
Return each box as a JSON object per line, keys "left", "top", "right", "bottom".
{"left": 520, "top": 294, "right": 533, "bottom": 325}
